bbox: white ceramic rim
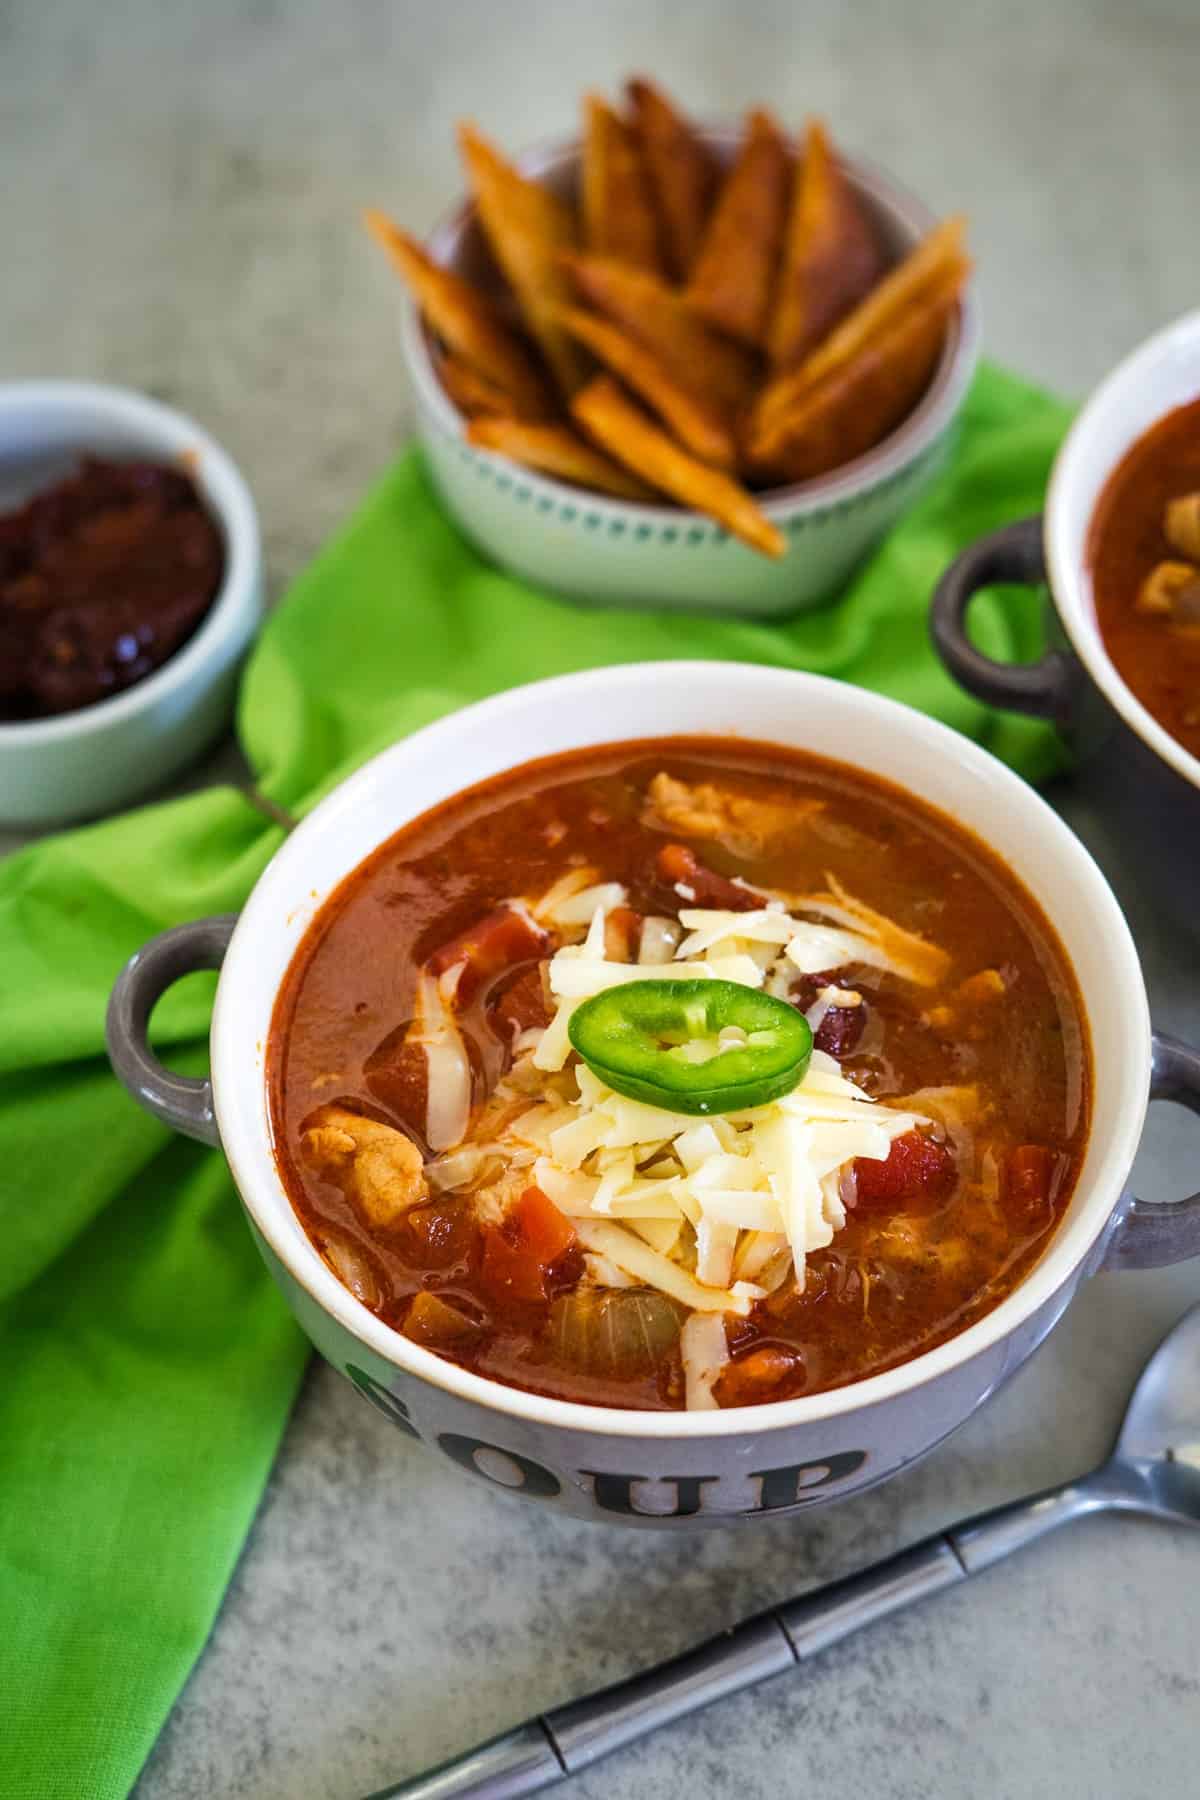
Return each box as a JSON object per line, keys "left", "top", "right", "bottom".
{"left": 211, "top": 661, "right": 1150, "bottom": 1439}
{"left": 1046, "top": 308, "right": 1200, "bottom": 791}
{"left": 398, "top": 126, "right": 981, "bottom": 523}
{"left": 0, "top": 379, "right": 261, "bottom": 745}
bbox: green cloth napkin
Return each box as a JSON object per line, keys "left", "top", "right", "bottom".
{"left": 0, "top": 361, "right": 1071, "bottom": 1799}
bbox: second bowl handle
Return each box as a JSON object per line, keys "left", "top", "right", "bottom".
{"left": 929, "top": 514, "right": 1076, "bottom": 721}
{"left": 105, "top": 915, "right": 237, "bottom": 1147}
{"left": 1102, "top": 1032, "right": 1200, "bottom": 1270}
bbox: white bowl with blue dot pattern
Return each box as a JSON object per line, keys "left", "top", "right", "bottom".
{"left": 399, "top": 126, "right": 979, "bottom": 619}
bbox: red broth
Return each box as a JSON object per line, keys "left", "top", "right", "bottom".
{"left": 1088, "top": 395, "right": 1200, "bottom": 762}
{"left": 268, "top": 738, "right": 1090, "bottom": 1411}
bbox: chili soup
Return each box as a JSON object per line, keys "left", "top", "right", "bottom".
{"left": 268, "top": 738, "right": 1090, "bottom": 1413}
{"left": 1088, "top": 394, "right": 1200, "bottom": 763}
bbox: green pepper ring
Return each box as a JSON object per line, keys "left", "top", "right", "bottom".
{"left": 568, "top": 977, "right": 813, "bottom": 1116}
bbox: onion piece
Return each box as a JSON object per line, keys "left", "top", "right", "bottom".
{"left": 409, "top": 971, "right": 472, "bottom": 1152}
{"left": 547, "top": 1287, "right": 683, "bottom": 1378}
{"left": 426, "top": 1146, "right": 489, "bottom": 1193}
{"left": 402, "top": 1291, "right": 483, "bottom": 1348}
{"left": 322, "top": 1234, "right": 383, "bottom": 1310}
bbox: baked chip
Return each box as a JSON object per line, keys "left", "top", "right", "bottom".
{"left": 559, "top": 306, "right": 737, "bottom": 468}
{"left": 438, "top": 354, "right": 552, "bottom": 421}
{"left": 767, "top": 119, "right": 886, "bottom": 369}
{"left": 562, "top": 251, "right": 757, "bottom": 415}
{"left": 467, "top": 414, "right": 658, "bottom": 501}
{"left": 582, "top": 93, "right": 664, "bottom": 274}
{"left": 753, "top": 216, "right": 968, "bottom": 440}
{"left": 627, "top": 77, "right": 717, "bottom": 278}
{"left": 364, "top": 211, "right": 554, "bottom": 418}
{"left": 572, "top": 375, "right": 785, "bottom": 556}
{"left": 458, "top": 123, "right": 588, "bottom": 397}
{"left": 685, "top": 108, "right": 792, "bottom": 348}
{"left": 745, "top": 260, "right": 969, "bottom": 482}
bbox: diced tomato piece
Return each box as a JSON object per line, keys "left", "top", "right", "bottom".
{"left": 428, "top": 905, "right": 550, "bottom": 1006}
{"left": 480, "top": 1228, "right": 548, "bottom": 1303}
{"left": 653, "top": 844, "right": 764, "bottom": 912}
{"left": 515, "top": 1185, "right": 577, "bottom": 1264}
{"left": 488, "top": 965, "right": 551, "bottom": 1042}
{"left": 1004, "top": 1144, "right": 1062, "bottom": 1227}
{"left": 853, "top": 1131, "right": 956, "bottom": 1212}
{"left": 479, "top": 1186, "right": 578, "bottom": 1305}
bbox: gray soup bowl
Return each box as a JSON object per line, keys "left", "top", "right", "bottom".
{"left": 931, "top": 310, "right": 1200, "bottom": 911}
{"left": 107, "top": 663, "right": 1200, "bottom": 1526}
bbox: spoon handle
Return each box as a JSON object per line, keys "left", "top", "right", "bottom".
{"left": 948, "top": 1479, "right": 1109, "bottom": 1572}
{"left": 366, "top": 1472, "right": 1120, "bottom": 1798}
{"left": 367, "top": 1532, "right": 976, "bottom": 1798}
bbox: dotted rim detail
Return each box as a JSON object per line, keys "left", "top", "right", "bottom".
{"left": 445, "top": 432, "right": 948, "bottom": 548}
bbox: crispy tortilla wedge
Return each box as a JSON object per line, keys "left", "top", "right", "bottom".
{"left": 572, "top": 375, "right": 785, "bottom": 556}
{"left": 767, "top": 119, "right": 886, "bottom": 369}
{"left": 458, "top": 123, "right": 587, "bottom": 397}
{"left": 467, "top": 414, "right": 658, "bottom": 501}
{"left": 685, "top": 108, "right": 792, "bottom": 347}
{"left": 745, "top": 259, "right": 969, "bottom": 482}
{"left": 364, "top": 210, "right": 554, "bottom": 418}
{"left": 627, "top": 76, "right": 717, "bottom": 278}
{"left": 562, "top": 251, "right": 757, "bottom": 416}
{"left": 581, "top": 93, "right": 664, "bottom": 274}
{"left": 438, "top": 354, "right": 552, "bottom": 420}
{"left": 558, "top": 306, "right": 737, "bottom": 468}
{"left": 753, "top": 216, "right": 968, "bottom": 439}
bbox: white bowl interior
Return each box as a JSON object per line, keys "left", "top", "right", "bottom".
{"left": 1047, "top": 309, "right": 1200, "bottom": 788}
{"left": 0, "top": 380, "right": 260, "bottom": 745}
{"left": 212, "top": 663, "right": 1150, "bottom": 1439}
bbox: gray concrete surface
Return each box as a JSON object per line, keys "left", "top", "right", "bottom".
{"left": 3, "top": 1, "right": 1200, "bottom": 1795}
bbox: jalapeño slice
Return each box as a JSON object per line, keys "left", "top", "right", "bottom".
{"left": 568, "top": 978, "right": 812, "bottom": 1115}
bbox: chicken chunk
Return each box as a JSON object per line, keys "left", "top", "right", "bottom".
{"left": 642, "top": 771, "right": 820, "bottom": 856}
{"left": 301, "top": 1104, "right": 428, "bottom": 1229}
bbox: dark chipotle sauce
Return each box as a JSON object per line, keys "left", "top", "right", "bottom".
{"left": 1088, "top": 395, "right": 1200, "bottom": 762}
{"left": 0, "top": 456, "right": 224, "bottom": 718}
{"left": 269, "top": 739, "right": 1091, "bottom": 1411}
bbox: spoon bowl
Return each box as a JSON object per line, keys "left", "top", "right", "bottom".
{"left": 1111, "top": 1302, "right": 1200, "bottom": 1522}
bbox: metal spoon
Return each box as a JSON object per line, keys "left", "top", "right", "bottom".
{"left": 369, "top": 1306, "right": 1200, "bottom": 1800}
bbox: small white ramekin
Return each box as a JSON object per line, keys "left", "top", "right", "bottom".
{"left": 0, "top": 380, "right": 262, "bottom": 828}
{"left": 398, "top": 127, "right": 980, "bottom": 618}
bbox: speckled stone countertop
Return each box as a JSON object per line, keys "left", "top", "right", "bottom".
{"left": 5, "top": 2, "right": 1200, "bottom": 1794}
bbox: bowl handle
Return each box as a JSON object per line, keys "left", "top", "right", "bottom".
{"left": 105, "top": 915, "right": 237, "bottom": 1147}
{"left": 929, "top": 515, "right": 1076, "bottom": 720}
{"left": 1101, "top": 1032, "right": 1200, "bottom": 1270}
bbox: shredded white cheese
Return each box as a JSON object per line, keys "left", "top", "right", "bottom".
{"left": 521, "top": 898, "right": 930, "bottom": 1311}
{"left": 680, "top": 1312, "right": 730, "bottom": 1410}
{"left": 447, "top": 881, "right": 947, "bottom": 1409}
